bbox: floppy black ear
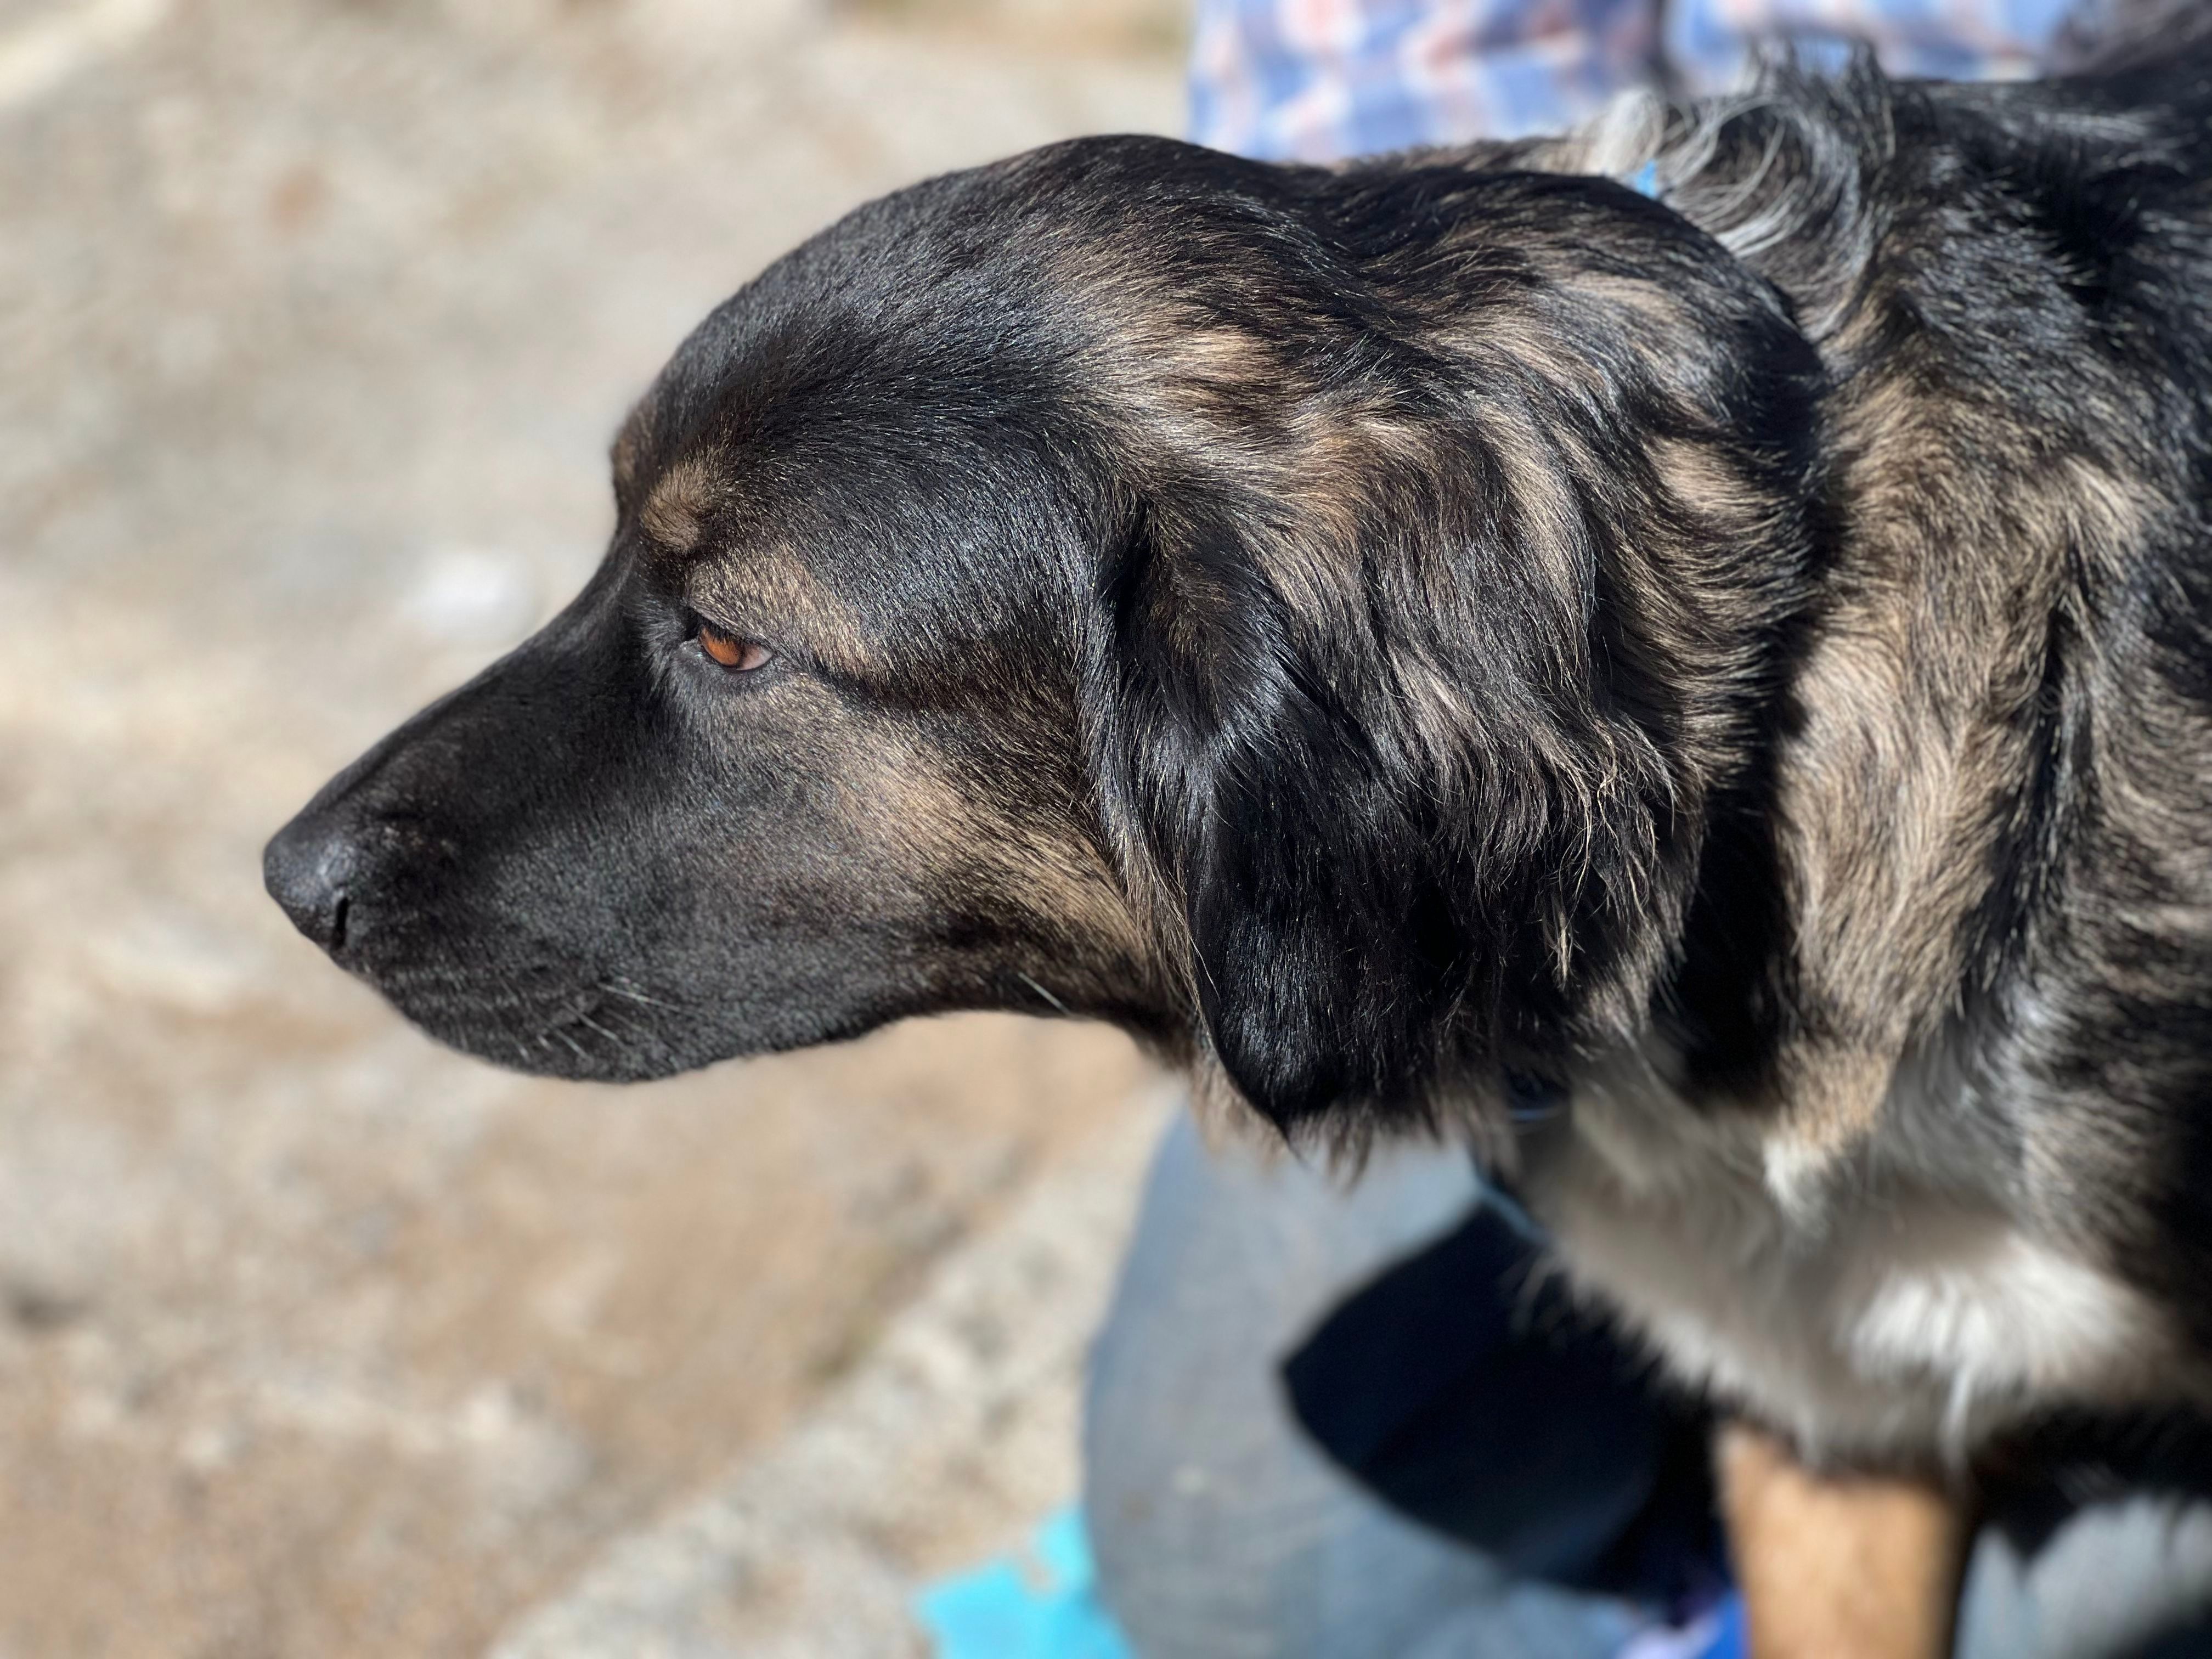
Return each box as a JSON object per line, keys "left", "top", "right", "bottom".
{"left": 1060, "top": 162, "right": 1825, "bottom": 1138}
{"left": 1088, "top": 479, "right": 1697, "bottom": 1139}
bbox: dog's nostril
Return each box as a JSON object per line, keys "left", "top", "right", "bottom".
{"left": 263, "top": 812, "right": 364, "bottom": 956}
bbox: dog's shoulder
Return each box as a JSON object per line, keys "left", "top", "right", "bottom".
{"left": 1641, "top": 56, "right": 2212, "bottom": 1379}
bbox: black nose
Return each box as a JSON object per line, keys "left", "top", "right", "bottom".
{"left": 263, "top": 811, "right": 358, "bottom": 953}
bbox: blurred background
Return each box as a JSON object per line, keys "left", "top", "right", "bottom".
{"left": 0, "top": 1, "right": 1186, "bottom": 1652}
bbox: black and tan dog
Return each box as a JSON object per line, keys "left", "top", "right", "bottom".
{"left": 267, "top": 28, "right": 2212, "bottom": 1653}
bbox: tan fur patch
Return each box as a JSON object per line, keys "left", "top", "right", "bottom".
{"left": 841, "top": 714, "right": 1161, "bottom": 998}
{"left": 1762, "top": 351, "right": 2148, "bottom": 1174}
{"left": 640, "top": 454, "right": 720, "bottom": 553}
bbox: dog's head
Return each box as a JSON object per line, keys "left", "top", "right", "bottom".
{"left": 266, "top": 136, "right": 1822, "bottom": 1141}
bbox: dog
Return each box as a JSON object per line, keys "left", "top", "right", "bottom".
{"left": 267, "top": 27, "right": 2212, "bottom": 1650}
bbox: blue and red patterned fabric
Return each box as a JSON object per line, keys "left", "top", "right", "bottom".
{"left": 1189, "top": 0, "right": 2077, "bottom": 160}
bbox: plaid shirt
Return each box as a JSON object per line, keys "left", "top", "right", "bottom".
{"left": 1190, "top": 0, "right": 2081, "bottom": 160}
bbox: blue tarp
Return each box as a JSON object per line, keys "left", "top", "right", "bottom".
{"left": 914, "top": 1508, "right": 1135, "bottom": 1659}
{"left": 915, "top": 1506, "right": 1745, "bottom": 1659}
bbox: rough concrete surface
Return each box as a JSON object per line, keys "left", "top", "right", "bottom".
{"left": 0, "top": 2, "right": 1181, "bottom": 1654}
{"left": 492, "top": 1087, "right": 1175, "bottom": 1659}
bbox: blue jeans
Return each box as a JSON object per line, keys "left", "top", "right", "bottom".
{"left": 1083, "top": 1110, "right": 2212, "bottom": 1658}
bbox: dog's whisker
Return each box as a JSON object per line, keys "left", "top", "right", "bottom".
{"left": 1015, "top": 971, "right": 1070, "bottom": 1015}
{"left": 572, "top": 1011, "right": 627, "bottom": 1052}
{"left": 600, "top": 978, "right": 687, "bottom": 1012}
{"left": 594, "top": 998, "right": 689, "bottom": 1069}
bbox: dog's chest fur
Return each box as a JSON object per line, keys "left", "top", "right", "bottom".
{"left": 1521, "top": 1039, "right": 2190, "bottom": 1464}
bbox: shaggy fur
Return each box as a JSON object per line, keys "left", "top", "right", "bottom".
{"left": 268, "top": 38, "right": 2212, "bottom": 1482}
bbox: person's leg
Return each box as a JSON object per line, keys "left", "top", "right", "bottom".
{"left": 1082, "top": 1109, "right": 1645, "bottom": 1659}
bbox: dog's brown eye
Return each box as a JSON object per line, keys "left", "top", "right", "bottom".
{"left": 697, "top": 623, "right": 770, "bottom": 673}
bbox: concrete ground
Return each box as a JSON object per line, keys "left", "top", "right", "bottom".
{"left": 0, "top": 2, "right": 1182, "bottom": 1653}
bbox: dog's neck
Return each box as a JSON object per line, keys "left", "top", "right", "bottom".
{"left": 1509, "top": 69, "right": 2170, "bottom": 1181}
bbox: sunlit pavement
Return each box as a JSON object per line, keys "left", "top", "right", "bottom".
{"left": 0, "top": 3, "right": 1177, "bottom": 1651}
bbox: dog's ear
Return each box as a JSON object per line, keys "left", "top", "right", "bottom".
{"left": 1065, "top": 166, "right": 1826, "bottom": 1139}
{"left": 1087, "top": 471, "right": 1697, "bottom": 1141}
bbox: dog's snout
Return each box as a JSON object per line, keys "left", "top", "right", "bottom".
{"left": 263, "top": 811, "right": 360, "bottom": 955}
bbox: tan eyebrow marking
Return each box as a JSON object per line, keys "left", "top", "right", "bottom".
{"left": 640, "top": 454, "right": 721, "bottom": 553}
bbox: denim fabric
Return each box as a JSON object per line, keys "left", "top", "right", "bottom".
{"left": 1084, "top": 1109, "right": 2212, "bottom": 1659}
{"left": 1082, "top": 1112, "right": 1649, "bottom": 1659}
